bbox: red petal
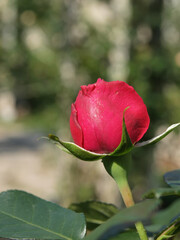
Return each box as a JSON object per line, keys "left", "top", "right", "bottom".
{"left": 70, "top": 104, "right": 83, "bottom": 147}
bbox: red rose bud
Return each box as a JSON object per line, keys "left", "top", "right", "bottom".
{"left": 70, "top": 78, "right": 150, "bottom": 153}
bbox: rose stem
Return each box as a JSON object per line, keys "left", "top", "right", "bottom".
{"left": 103, "top": 155, "right": 148, "bottom": 240}
{"left": 114, "top": 165, "right": 148, "bottom": 240}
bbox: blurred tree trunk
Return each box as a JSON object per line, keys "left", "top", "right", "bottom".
{"left": 128, "top": 0, "right": 165, "bottom": 195}
{"left": 128, "top": 0, "right": 172, "bottom": 128}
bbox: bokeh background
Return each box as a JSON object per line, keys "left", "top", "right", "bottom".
{"left": 0, "top": 0, "right": 180, "bottom": 207}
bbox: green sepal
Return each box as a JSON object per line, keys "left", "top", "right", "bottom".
{"left": 109, "top": 107, "right": 134, "bottom": 157}
{"left": 47, "top": 108, "right": 134, "bottom": 161}
{"left": 48, "top": 134, "right": 105, "bottom": 161}
{"left": 135, "top": 123, "right": 180, "bottom": 148}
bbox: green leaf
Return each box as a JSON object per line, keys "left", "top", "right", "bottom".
{"left": 110, "top": 107, "right": 134, "bottom": 157}
{"left": 84, "top": 199, "right": 160, "bottom": 240}
{"left": 109, "top": 231, "right": 139, "bottom": 240}
{"left": 164, "top": 169, "right": 180, "bottom": 188}
{"left": 48, "top": 134, "right": 105, "bottom": 161}
{"left": 146, "top": 199, "right": 180, "bottom": 237}
{"left": 143, "top": 170, "right": 180, "bottom": 239}
{"left": 96, "top": 223, "right": 140, "bottom": 240}
{"left": 0, "top": 190, "right": 86, "bottom": 239}
{"left": 135, "top": 123, "right": 180, "bottom": 147}
{"left": 143, "top": 187, "right": 180, "bottom": 199}
{"left": 69, "top": 201, "right": 119, "bottom": 231}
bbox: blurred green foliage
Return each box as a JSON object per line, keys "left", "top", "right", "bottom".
{"left": 128, "top": 0, "right": 180, "bottom": 131}
{"left": 1, "top": 0, "right": 179, "bottom": 130}
{"left": 127, "top": 0, "right": 180, "bottom": 189}
{"left": 0, "top": 0, "right": 112, "bottom": 131}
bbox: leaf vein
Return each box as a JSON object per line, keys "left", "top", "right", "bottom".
{"left": 0, "top": 210, "right": 72, "bottom": 240}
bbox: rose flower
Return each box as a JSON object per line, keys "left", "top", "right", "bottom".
{"left": 70, "top": 78, "right": 150, "bottom": 153}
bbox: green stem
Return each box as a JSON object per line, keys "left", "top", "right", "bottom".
{"left": 156, "top": 223, "right": 176, "bottom": 240}
{"left": 103, "top": 154, "right": 148, "bottom": 240}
